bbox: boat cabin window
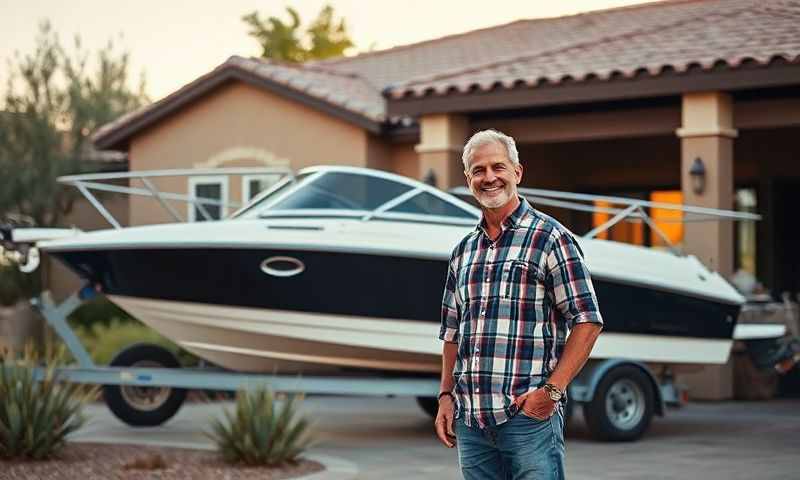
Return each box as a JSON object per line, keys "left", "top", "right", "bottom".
{"left": 271, "top": 172, "right": 411, "bottom": 211}
{"left": 388, "top": 191, "right": 476, "bottom": 218}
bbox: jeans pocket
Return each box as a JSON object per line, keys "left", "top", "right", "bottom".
{"left": 517, "top": 408, "right": 550, "bottom": 423}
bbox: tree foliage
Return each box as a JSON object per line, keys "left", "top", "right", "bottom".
{"left": 0, "top": 21, "right": 148, "bottom": 228}
{"left": 243, "top": 4, "right": 354, "bottom": 63}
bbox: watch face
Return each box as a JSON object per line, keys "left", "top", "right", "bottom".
{"left": 549, "top": 390, "right": 561, "bottom": 401}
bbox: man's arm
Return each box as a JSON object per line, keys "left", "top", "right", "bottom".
{"left": 547, "top": 322, "right": 602, "bottom": 392}
{"left": 440, "top": 341, "right": 457, "bottom": 394}
{"left": 435, "top": 256, "right": 460, "bottom": 448}
{"left": 517, "top": 323, "right": 601, "bottom": 419}
{"left": 435, "top": 341, "right": 458, "bottom": 448}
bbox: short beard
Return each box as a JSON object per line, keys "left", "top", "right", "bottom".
{"left": 471, "top": 184, "right": 513, "bottom": 209}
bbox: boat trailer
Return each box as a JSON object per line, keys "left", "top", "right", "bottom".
{"left": 4, "top": 280, "right": 694, "bottom": 441}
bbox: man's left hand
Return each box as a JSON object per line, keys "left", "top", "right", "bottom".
{"left": 515, "top": 388, "right": 557, "bottom": 420}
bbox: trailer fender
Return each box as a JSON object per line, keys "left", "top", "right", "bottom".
{"left": 568, "top": 359, "right": 665, "bottom": 416}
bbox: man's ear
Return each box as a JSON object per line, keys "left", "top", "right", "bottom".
{"left": 515, "top": 163, "right": 523, "bottom": 185}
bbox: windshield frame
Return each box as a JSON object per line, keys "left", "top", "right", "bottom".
{"left": 233, "top": 166, "right": 481, "bottom": 224}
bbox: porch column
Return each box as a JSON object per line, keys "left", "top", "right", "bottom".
{"left": 676, "top": 92, "right": 737, "bottom": 278}
{"left": 415, "top": 114, "right": 469, "bottom": 189}
{"left": 676, "top": 92, "right": 737, "bottom": 401}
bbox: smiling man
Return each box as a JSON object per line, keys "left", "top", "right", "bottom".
{"left": 434, "top": 129, "right": 603, "bottom": 480}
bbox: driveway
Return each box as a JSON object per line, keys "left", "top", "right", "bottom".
{"left": 70, "top": 396, "right": 800, "bottom": 480}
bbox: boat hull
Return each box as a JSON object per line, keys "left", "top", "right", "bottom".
{"left": 109, "top": 295, "right": 736, "bottom": 372}
{"left": 49, "top": 246, "right": 741, "bottom": 372}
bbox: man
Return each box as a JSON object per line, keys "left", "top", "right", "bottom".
{"left": 435, "top": 129, "right": 603, "bottom": 480}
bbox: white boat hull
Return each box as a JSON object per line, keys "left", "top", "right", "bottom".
{"left": 110, "top": 295, "right": 737, "bottom": 373}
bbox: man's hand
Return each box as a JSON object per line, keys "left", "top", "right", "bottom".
{"left": 515, "top": 388, "right": 557, "bottom": 420}
{"left": 434, "top": 396, "right": 456, "bottom": 448}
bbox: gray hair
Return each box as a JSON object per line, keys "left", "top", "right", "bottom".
{"left": 462, "top": 129, "right": 519, "bottom": 171}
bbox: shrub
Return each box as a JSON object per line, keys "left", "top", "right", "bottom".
{"left": 207, "top": 387, "right": 312, "bottom": 466}
{"left": 0, "top": 258, "right": 39, "bottom": 307}
{"left": 74, "top": 318, "right": 197, "bottom": 366}
{"left": 68, "top": 296, "right": 134, "bottom": 330}
{"left": 0, "top": 344, "right": 98, "bottom": 459}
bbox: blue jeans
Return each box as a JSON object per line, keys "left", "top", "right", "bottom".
{"left": 455, "top": 406, "right": 565, "bottom": 480}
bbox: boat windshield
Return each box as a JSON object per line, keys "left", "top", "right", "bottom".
{"left": 233, "top": 168, "right": 480, "bottom": 224}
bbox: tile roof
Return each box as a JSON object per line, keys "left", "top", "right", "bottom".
{"left": 93, "top": 56, "right": 386, "bottom": 148}
{"left": 384, "top": 0, "right": 800, "bottom": 98}
{"left": 228, "top": 56, "right": 386, "bottom": 121}
{"left": 94, "top": 0, "right": 800, "bottom": 149}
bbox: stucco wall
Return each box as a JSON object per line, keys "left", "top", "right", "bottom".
{"left": 389, "top": 143, "right": 420, "bottom": 181}
{"left": 128, "top": 82, "right": 369, "bottom": 225}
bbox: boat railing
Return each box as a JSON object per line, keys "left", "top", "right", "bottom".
{"left": 449, "top": 186, "right": 761, "bottom": 256}
{"left": 57, "top": 167, "right": 294, "bottom": 229}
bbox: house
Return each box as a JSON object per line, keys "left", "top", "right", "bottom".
{"left": 68, "top": 0, "right": 800, "bottom": 399}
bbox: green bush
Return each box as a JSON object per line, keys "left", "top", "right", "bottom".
{"left": 207, "top": 387, "right": 313, "bottom": 466}
{"left": 68, "top": 296, "right": 134, "bottom": 330}
{"left": 0, "top": 344, "right": 98, "bottom": 459}
{"left": 75, "top": 318, "right": 197, "bottom": 366}
{"left": 0, "top": 259, "right": 39, "bottom": 306}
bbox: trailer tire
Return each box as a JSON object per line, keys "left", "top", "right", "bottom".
{"left": 584, "top": 365, "right": 654, "bottom": 441}
{"left": 103, "top": 343, "right": 187, "bottom": 427}
{"left": 416, "top": 396, "right": 439, "bottom": 418}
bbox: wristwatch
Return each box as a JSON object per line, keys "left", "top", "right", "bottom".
{"left": 543, "top": 383, "right": 565, "bottom": 403}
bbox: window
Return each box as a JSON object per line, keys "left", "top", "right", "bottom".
{"left": 271, "top": 171, "right": 411, "bottom": 211}
{"left": 188, "top": 176, "right": 228, "bottom": 222}
{"left": 591, "top": 190, "right": 682, "bottom": 248}
{"left": 232, "top": 172, "right": 313, "bottom": 219}
{"left": 591, "top": 198, "right": 645, "bottom": 244}
{"left": 649, "top": 190, "right": 683, "bottom": 249}
{"left": 388, "top": 191, "right": 475, "bottom": 218}
{"left": 242, "top": 174, "right": 282, "bottom": 202}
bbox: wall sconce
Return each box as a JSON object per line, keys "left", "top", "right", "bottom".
{"left": 423, "top": 168, "right": 438, "bottom": 187}
{"left": 689, "top": 157, "right": 706, "bottom": 195}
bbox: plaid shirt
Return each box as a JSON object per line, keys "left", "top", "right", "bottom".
{"left": 439, "top": 198, "right": 603, "bottom": 428}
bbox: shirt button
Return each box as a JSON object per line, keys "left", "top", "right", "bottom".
{"left": 476, "top": 388, "right": 480, "bottom": 392}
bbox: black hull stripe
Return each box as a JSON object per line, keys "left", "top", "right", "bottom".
{"left": 53, "top": 248, "right": 739, "bottom": 340}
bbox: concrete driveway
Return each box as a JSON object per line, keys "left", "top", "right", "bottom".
{"left": 70, "top": 396, "right": 800, "bottom": 480}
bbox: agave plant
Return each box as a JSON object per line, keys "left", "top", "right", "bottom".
{"left": 207, "top": 387, "right": 313, "bottom": 466}
{"left": 0, "top": 343, "right": 98, "bottom": 459}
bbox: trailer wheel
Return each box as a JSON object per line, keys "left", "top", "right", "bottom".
{"left": 416, "top": 396, "right": 439, "bottom": 418}
{"left": 103, "top": 343, "right": 187, "bottom": 427}
{"left": 584, "top": 365, "right": 654, "bottom": 441}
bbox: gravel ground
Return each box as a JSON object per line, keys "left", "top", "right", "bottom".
{"left": 0, "top": 443, "right": 323, "bottom": 480}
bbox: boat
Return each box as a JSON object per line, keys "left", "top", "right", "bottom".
{"left": 5, "top": 166, "right": 754, "bottom": 374}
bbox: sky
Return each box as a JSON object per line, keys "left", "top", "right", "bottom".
{"left": 1, "top": 0, "right": 657, "bottom": 101}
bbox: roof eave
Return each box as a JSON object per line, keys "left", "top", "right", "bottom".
{"left": 94, "top": 65, "right": 383, "bottom": 152}
{"left": 386, "top": 61, "right": 800, "bottom": 117}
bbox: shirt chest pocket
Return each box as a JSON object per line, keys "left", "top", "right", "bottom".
{"left": 502, "top": 260, "right": 546, "bottom": 303}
